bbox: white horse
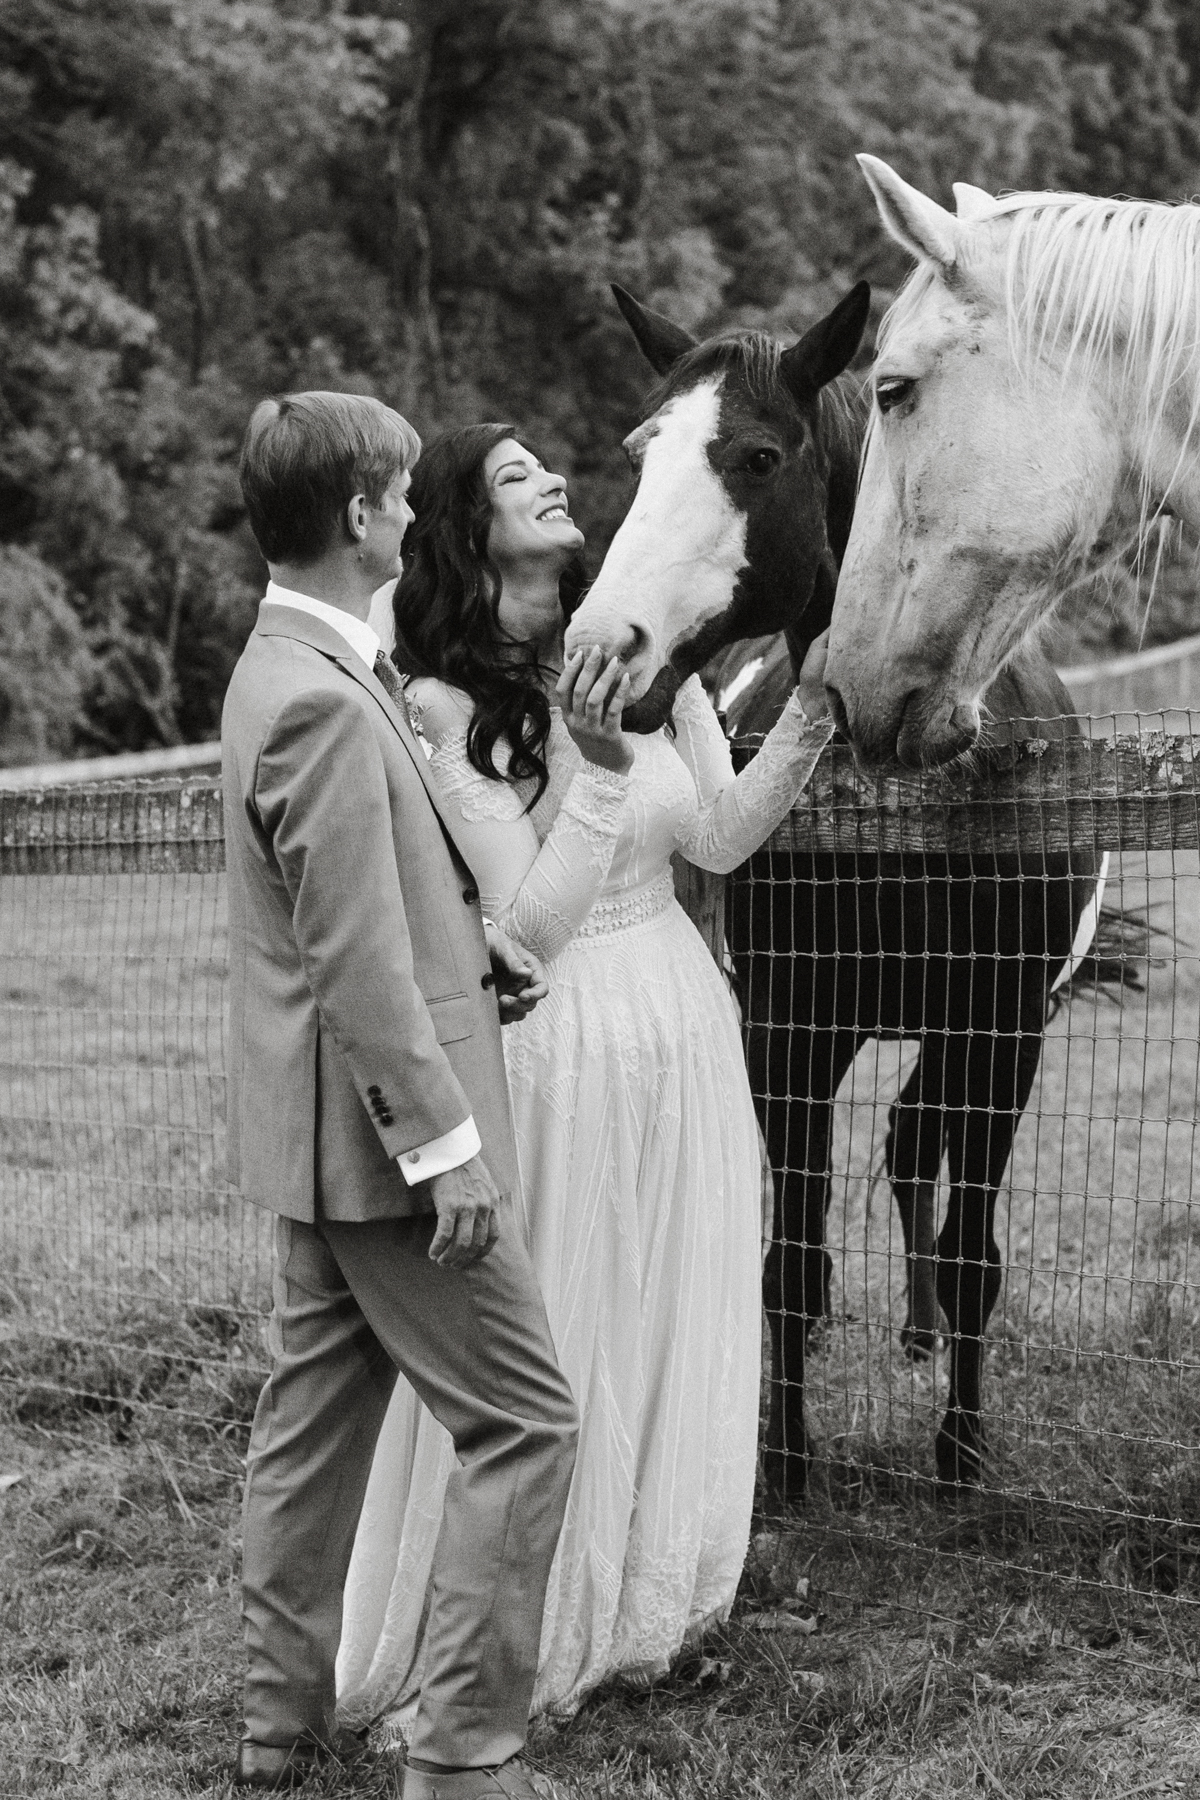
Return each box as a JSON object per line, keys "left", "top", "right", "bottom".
{"left": 826, "top": 154, "right": 1200, "bottom": 767}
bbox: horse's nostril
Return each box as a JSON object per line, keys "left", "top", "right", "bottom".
{"left": 565, "top": 622, "right": 646, "bottom": 667}
{"left": 825, "top": 684, "right": 849, "bottom": 736}
{"left": 622, "top": 624, "right": 652, "bottom": 666}
{"left": 950, "top": 703, "right": 981, "bottom": 742}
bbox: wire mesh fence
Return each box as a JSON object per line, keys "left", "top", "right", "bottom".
{"left": 729, "top": 712, "right": 1200, "bottom": 1622}
{"left": 0, "top": 720, "right": 1197, "bottom": 1620}
{"left": 0, "top": 780, "right": 269, "bottom": 1435}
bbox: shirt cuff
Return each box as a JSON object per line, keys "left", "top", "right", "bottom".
{"left": 396, "top": 1116, "right": 481, "bottom": 1184}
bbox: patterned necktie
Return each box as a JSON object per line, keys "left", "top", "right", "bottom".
{"left": 373, "top": 649, "right": 410, "bottom": 722}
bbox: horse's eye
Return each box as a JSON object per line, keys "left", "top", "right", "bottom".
{"left": 744, "top": 448, "right": 780, "bottom": 476}
{"left": 876, "top": 377, "right": 916, "bottom": 414}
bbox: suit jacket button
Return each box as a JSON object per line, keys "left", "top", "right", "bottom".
{"left": 367, "top": 1085, "right": 382, "bottom": 1098}
{"left": 407, "top": 1150, "right": 420, "bottom": 1164}
{"left": 380, "top": 1113, "right": 395, "bottom": 1126}
{"left": 463, "top": 886, "right": 479, "bottom": 904}
{"left": 481, "top": 972, "right": 495, "bottom": 989}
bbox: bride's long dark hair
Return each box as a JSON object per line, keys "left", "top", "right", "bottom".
{"left": 392, "top": 423, "right": 587, "bottom": 807}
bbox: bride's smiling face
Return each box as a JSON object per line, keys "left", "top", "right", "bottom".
{"left": 483, "top": 438, "right": 585, "bottom": 633}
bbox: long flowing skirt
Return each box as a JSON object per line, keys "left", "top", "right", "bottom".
{"left": 336, "top": 891, "right": 762, "bottom": 1730}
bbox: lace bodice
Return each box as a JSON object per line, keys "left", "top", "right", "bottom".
{"left": 405, "top": 673, "right": 834, "bottom": 962}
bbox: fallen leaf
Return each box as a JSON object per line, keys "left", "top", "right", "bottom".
{"left": 694, "top": 1656, "right": 732, "bottom": 1687}
{"left": 744, "top": 1611, "right": 818, "bottom": 1635}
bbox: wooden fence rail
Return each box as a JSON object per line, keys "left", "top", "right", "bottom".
{"left": 774, "top": 732, "right": 1200, "bottom": 857}
{"left": 0, "top": 733, "right": 1196, "bottom": 877}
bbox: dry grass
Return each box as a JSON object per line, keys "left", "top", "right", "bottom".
{"left": 3, "top": 1378, "right": 1200, "bottom": 1800}
{"left": 1, "top": 857, "right": 1199, "bottom": 1794}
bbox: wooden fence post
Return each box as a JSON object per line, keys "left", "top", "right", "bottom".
{"left": 671, "top": 854, "right": 726, "bottom": 966}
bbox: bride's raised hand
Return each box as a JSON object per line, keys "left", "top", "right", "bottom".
{"left": 557, "top": 646, "right": 634, "bottom": 774}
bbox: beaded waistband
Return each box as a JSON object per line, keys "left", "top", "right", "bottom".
{"left": 574, "top": 871, "right": 675, "bottom": 940}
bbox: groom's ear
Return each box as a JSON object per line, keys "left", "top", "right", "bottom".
{"left": 345, "top": 491, "right": 370, "bottom": 547}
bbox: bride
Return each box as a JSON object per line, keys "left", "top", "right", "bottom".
{"left": 338, "top": 423, "right": 833, "bottom": 1732}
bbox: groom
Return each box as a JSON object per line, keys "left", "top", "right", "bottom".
{"left": 224, "top": 391, "right": 578, "bottom": 1797}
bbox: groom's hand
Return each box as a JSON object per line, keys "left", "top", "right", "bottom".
{"left": 485, "top": 923, "right": 549, "bottom": 1024}
{"left": 428, "top": 1154, "right": 501, "bottom": 1267}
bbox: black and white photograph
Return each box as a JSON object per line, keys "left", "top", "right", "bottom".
{"left": 1, "top": 2, "right": 1200, "bottom": 1795}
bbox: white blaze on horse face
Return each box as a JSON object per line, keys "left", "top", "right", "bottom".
{"left": 564, "top": 380, "right": 747, "bottom": 698}
{"left": 827, "top": 234, "right": 1122, "bottom": 766}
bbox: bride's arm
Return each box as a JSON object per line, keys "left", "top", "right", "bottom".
{"left": 410, "top": 681, "right": 628, "bottom": 962}
{"left": 669, "top": 674, "right": 834, "bottom": 875}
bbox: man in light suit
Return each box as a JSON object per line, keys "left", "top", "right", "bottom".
{"left": 224, "top": 391, "right": 578, "bottom": 1797}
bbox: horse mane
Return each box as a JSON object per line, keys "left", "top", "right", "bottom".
{"left": 879, "top": 190, "right": 1200, "bottom": 524}
{"left": 642, "top": 330, "right": 783, "bottom": 416}
{"left": 816, "top": 376, "right": 869, "bottom": 556}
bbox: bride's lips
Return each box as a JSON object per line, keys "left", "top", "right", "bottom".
{"left": 537, "top": 504, "right": 572, "bottom": 523}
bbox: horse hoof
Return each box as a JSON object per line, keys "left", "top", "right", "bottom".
{"left": 934, "top": 1416, "right": 984, "bottom": 1494}
{"left": 900, "top": 1325, "right": 940, "bottom": 1362}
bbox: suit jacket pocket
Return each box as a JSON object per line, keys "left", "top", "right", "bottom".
{"left": 425, "top": 992, "right": 474, "bottom": 1045}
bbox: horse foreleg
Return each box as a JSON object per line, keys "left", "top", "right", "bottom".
{"left": 885, "top": 1046, "right": 948, "bottom": 1360}
{"left": 761, "top": 1100, "right": 836, "bottom": 1506}
{"left": 933, "top": 1182, "right": 1003, "bottom": 1491}
{"left": 750, "top": 1014, "right": 857, "bottom": 1508}
{"left": 935, "top": 1027, "right": 1044, "bottom": 1492}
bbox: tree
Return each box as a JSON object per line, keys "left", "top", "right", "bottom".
{"left": 1, "top": 0, "right": 1197, "bottom": 763}
{"left": 0, "top": 545, "right": 99, "bottom": 765}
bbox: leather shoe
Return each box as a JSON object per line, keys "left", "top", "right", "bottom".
{"left": 234, "top": 1731, "right": 369, "bottom": 1789}
{"left": 402, "top": 1757, "right": 566, "bottom": 1800}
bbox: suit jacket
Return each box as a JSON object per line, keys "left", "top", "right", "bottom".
{"left": 221, "top": 601, "right": 518, "bottom": 1222}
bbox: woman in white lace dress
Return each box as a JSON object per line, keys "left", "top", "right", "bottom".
{"left": 338, "top": 424, "right": 833, "bottom": 1733}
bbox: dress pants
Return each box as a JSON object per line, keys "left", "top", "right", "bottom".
{"left": 240, "top": 1209, "right": 578, "bottom": 1768}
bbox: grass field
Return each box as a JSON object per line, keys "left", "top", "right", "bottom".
{"left": 3, "top": 1380, "right": 1200, "bottom": 1798}
{"left": 1, "top": 854, "right": 1199, "bottom": 1795}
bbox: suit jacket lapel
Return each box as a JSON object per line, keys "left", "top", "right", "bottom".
{"left": 255, "top": 604, "right": 481, "bottom": 874}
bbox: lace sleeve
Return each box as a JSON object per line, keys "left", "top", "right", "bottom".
{"left": 669, "top": 673, "right": 834, "bottom": 874}
{"left": 407, "top": 679, "right": 628, "bottom": 962}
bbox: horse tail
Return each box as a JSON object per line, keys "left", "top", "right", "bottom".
{"left": 1047, "top": 898, "right": 1166, "bottom": 1015}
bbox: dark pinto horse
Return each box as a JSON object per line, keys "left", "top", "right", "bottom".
{"left": 566, "top": 283, "right": 1112, "bottom": 1500}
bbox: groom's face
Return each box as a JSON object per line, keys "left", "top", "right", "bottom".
{"left": 359, "top": 468, "right": 415, "bottom": 586}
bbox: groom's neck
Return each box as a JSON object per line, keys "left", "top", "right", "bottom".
{"left": 267, "top": 552, "right": 374, "bottom": 622}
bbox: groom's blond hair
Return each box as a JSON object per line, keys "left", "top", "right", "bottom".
{"left": 240, "top": 391, "right": 421, "bottom": 565}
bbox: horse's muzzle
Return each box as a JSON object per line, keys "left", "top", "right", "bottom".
{"left": 893, "top": 695, "right": 981, "bottom": 769}
{"left": 836, "top": 682, "right": 981, "bottom": 769}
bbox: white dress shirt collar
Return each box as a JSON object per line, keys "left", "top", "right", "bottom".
{"left": 262, "top": 581, "right": 380, "bottom": 674}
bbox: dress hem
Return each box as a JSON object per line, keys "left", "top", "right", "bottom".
{"left": 368, "top": 1599, "right": 738, "bottom": 1748}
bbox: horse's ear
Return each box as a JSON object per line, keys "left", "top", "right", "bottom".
{"left": 780, "top": 281, "right": 871, "bottom": 405}
{"left": 611, "top": 284, "right": 698, "bottom": 375}
{"left": 857, "top": 153, "right": 960, "bottom": 269}
{"left": 953, "top": 181, "right": 996, "bottom": 223}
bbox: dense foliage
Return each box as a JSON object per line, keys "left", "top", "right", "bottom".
{"left": 2, "top": 0, "right": 1198, "bottom": 760}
